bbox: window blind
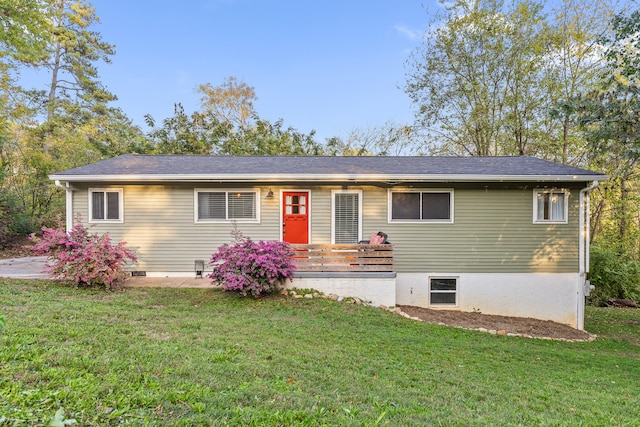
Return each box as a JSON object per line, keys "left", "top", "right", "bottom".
{"left": 334, "top": 193, "right": 359, "bottom": 244}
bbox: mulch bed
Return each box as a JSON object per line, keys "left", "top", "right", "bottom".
{"left": 398, "top": 305, "right": 592, "bottom": 341}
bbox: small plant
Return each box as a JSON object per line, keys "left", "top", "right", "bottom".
{"left": 31, "top": 220, "right": 137, "bottom": 290}
{"left": 208, "top": 230, "right": 296, "bottom": 297}
{"left": 0, "top": 314, "right": 5, "bottom": 331}
{"left": 48, "top": 407, "right": 77, "bottom": 426}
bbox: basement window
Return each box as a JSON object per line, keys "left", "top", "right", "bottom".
{"left": 430, "top": 277, "right": 458, "bottom": 306}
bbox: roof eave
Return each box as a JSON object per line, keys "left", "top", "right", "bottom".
{"left": 49, "top": 173, "right": 609, "bottom": 183}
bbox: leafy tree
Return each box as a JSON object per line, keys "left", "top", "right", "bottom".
{"left": 406, "top": 0, "right": 613, "bottom": 161}
{"left": 148, "top": 77, "right": 322, "bottom": 155}
{"left": 406, "top": 0, "right": 551, "bottom": 156}
{"left": 324, "top": 122, "right": 418, "bottom": 156}
{"left": 0, "top": 0, "right": 51, "bottom": 64}
{"left": 568, "top": 10, "right": 640, "bottom": 300}
{"left": 1, "top": 0, "right": 147, "bottom": 229}
{"left": 146, "top": 103, "right": 228, "bottom": 155}
{"left": 546, "top": 0, "right": 616, "bottom": 163}
{"left": 225, "top": 117, "right": 322, "bottom": 155}
{"left": 39, "top": 0, "right": 116, "bottom": 123}
{"left": 0, "top": 0, "right": 52, "bottom": 185}
{"left": 198, "top": 76, "right": 256, "bottom": 131}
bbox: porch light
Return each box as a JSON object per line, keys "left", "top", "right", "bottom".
{"left": 194, "top": 259, "right": 205, "bottom": 278}
{"left": 265, "top": 188, "right": 274, "bottom": 199}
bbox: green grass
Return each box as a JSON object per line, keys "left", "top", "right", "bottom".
{"left": 1, "top": 279, "right": 639, "bottom": 426}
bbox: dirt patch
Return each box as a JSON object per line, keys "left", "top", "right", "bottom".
{"left": 398, "top": 305, "right": 592, "bottom": 341}
{"left": 0, "top": 236, "right": 34, "bottom": 259}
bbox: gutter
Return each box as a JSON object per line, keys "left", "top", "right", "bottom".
{"left": 579, "top": 181, "right": 599, "bottom": 275}
{"left": 54, "top": 180, "right": 73, "bottom": 233}
{"left": 48, "top": 173, "right": 608, "bottom": 183}
{"left": 577, "top": 180, "right": 599, "bottom": 330}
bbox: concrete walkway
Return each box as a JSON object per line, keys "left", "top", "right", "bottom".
{"left": 0, "top": 256, "right": 216, "bottom": 288}
{"left": 0, "top": 256, "right": 49, "bottom": 279}
{"left": 125, "top": 276, "right": 218, "bottom": 288}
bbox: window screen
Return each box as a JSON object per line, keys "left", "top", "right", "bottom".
{"left": 92, "top": 191, "right": 105, "bottom": 220}
{"left": 106, "top": 192, "right": 120, "bottom": 220}
{"left": 430, "top": 278, "right": 457, "bottom": 305}
{"left": 391, "top": 191, "right": 452, "bottom": 221}
{"left": 90, "top": 190, "right": 121, "bottom": 221}
{"left": 422, "top": 192, "right": 450, "bottom": 220}
{"left": 391, "top": 192, "right": 420, "bottom": 219}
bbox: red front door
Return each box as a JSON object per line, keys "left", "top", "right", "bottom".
{"left": 282, "top": 191, "right": 309, "bottom": 244}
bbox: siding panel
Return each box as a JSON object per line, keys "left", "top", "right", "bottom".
{"left": 70, "top": 182, "right": 581, "bottom": 274}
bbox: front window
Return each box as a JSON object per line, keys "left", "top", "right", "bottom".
{"left": 89, "top": 188, "right": 123, "bottom": 223}
{"left": 534, "top": 190, "right": 567, "bottom": 223}
{"left": 195, "top": 190, "right": 258, "bottom": 222}
{"left": 390, "top": 190, "right": 453, "bottom": 223}
{"left": 430, "top": 277, "right": 458, "bottom": 306}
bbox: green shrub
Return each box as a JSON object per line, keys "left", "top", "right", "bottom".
{"left": 0, "top": 191, "right": 36, "bottom": 247}
{"left": 588, "top": 245, "right": 640, "bottom": 306}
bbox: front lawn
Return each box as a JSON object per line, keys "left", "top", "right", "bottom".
{"left": 1, "top": 279, "right": 639, "bottom": 426}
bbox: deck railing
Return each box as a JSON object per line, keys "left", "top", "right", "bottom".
{"left": 289, "top": 244, "right": 394, "bottom": 273}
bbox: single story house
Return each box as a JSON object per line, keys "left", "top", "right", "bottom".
{"left": 49, "top": 154, "right": 607, "bottom": 329}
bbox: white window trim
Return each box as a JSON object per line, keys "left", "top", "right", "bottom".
{"left": 387, "top": 189, "right": 454, "bottom": 224}
{"left": 88, "top": 188, "right": 124, "bottom": 223}
{"left": 331, "top": 189, "right": 362, "bottom": 244}
{"left": 533, "top": 189, "right": 569, "bottom": 224}
{"left": 194, "top": 189, "right": 260, "bottom": 223}
{"left": 428, "top": 276, "right": 459, "bottom": 307}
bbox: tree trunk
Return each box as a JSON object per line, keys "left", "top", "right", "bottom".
{"left": 619, "top": 176, "right": 628, "bottom": 248}
{"left": 590, "top": 198, "right": 605, "bottom": 244}
{"left": 562, "top": 113, "right": 569, "bottom": 164}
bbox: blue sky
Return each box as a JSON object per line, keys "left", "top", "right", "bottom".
{"left": 88, "top": 0, "right": 433, "bottom": 142}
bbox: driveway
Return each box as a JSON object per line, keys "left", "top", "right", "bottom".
{"left": 0, "top": 256, "right": 49, "bottom": 279}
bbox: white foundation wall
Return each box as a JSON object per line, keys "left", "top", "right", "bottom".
{"left": 285, "top": 276, "right": 396, "bottom": 308}
{"left": 396, "top": 272, "right": 582, "bottom": 328}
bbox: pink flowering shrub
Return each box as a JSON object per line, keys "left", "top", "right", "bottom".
{"left": 208, "top": 231, "right": 296, "bottom": 297}
{"left": 31, "top": 222, "right": 137, "bottom": 290}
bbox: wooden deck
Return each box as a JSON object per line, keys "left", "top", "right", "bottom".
{"left": 290, "top": 244, "right": 394, "bottom": 273}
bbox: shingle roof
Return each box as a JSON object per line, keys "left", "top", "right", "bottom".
{"left": 49, "top": 154, "right": 607, "bottom": 183}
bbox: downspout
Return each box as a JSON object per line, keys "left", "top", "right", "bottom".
{"left": 54, "top": 180, "right": 73, "bottom": 233}
{"left": 577, "top": 180, "right": 599, "bottom": 330}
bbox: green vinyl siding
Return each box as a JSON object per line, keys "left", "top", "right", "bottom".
{"left": 373, "top": 184, "right": 580, "bottom": 273}
{"left": 73, "top": 183, "right": 280, "bottom": 272}
{"left": 71, "top": 182, "right": 581, "bottom": 274}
